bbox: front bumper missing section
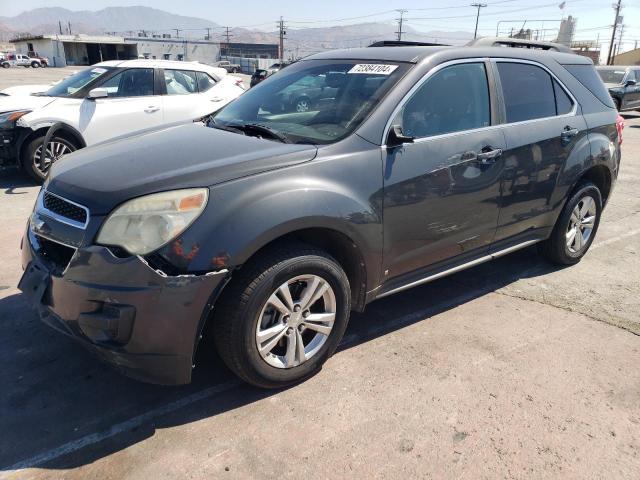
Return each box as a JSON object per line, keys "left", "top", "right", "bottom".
{"left": 19, "top": 227, "right": 229, "bottom": 385}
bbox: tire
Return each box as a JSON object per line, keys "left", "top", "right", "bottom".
{"left": 231, "top": 67, "right": 238, "bottom": 73}
{"left": 539, "top": 182, "right": 602, "bottom": 265}
{"left": 614, "top": 98, "right": 621, "bottom": 111}
{"left": 1, "top": 63, "right": 9, "bottom": 68}
{"left": 21, "top": 135, "right": 78, "bottom": 183}
{"left": 213, "top": 244, "right": 351, "bottom": 388}
{"left": 31, "top": 61, "right": 39, "bottom": 68}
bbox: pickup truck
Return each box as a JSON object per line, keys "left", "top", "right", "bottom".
{"left": 214, "top": 60, "right": 241, "bottom": 73}
{"left": 1, "top": 53, "right": 44, "bottom": 68}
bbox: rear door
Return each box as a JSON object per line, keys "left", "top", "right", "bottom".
{"left": 382, "top": 60, "right": 505, "bottom": 279}
{"left": 491, "top": 60, "right": 588, "bottom": 244}
{"left": 160, "top": 69, "right": 223, "bottom": 122}
{"left": 624, "top": 69, "right": 640, "bottom": 110}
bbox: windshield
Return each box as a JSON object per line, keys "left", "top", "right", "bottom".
{"left": 597, "top": 69, "right": 626, "bottom": 84}
{"left": 213, "top": 60, "right": 408, "bottom": 144}
{"left": 45, "top": 66, "right": 114, "bottom": 97}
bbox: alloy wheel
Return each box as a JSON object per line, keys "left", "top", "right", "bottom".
{"left": 255, "top": 274, "right": 336, "bottom": 369}
{"left": 566, "top": 195, "right": 597, "bottom": 253}
{"left": 33, "top": 141, "right": 73, "bottom": 175}
{"left": 295, "top": 99, "right": 310, "bottom": 112}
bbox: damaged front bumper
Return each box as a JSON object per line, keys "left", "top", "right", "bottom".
{"left": 19, "top": 225, "right": 229, "bottom": 385}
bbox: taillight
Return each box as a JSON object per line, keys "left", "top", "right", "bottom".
{"left": 616, "top": 114, "right": 624, "bottom": 145}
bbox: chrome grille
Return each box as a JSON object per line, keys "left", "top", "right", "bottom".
{"left": 41, "top": 191, "right": 89, "bottom": 228}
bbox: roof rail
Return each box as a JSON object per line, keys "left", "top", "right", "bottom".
{"left": 368, "top": 40, "right": 450, "bottom": 48}
{"left": 467, "top": 37, "right": 573, "bottom": 54}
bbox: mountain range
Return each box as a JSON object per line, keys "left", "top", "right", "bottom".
{"left": 0, "top": 6, "right": 473, "bottom": 58}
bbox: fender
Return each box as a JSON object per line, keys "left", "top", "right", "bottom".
{"left": 42, "top": 121, "right": 87, "bottom": 152}
{"left": 149, "top": 144, "right": 385, "bottom": 293}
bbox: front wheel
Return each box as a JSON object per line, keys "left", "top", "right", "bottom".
{"left": 213, "top": 245, "right": 351, "bottom": 388}
{"left": 540, "top": 182, "right": 602, "bottom": 265}
{"left": 21, "top": 135, "right": 78, "bottom": 183}
{"left": 31, "top": 61, "right": 39, "bottom": 68}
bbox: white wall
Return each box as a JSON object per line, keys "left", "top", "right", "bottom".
{"left": 12, "top": 38, "right": 66, "bottom": 67}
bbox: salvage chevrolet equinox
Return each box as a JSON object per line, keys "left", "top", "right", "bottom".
{"left": 20, "top": 46, "right": 621, "bottom": 388}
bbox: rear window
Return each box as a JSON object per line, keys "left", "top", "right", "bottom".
{"left": 565, "top": 65, "right": 616, "bottom": 109}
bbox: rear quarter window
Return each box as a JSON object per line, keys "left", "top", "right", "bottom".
{"left": 564, "top": 64, "right": 616, "bottom": 109}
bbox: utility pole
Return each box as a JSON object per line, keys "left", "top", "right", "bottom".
{"left": 224, "top": 26, "right": 233, "bottom": 45}
{"left": 205, "top": 27, "right": 211, "bottom": 40}
{"left": 395, "top": 9, "right": 407, "bottom": 41}
{"left": 173, "top": 28, "right": 181, "bottom": 38}
{"left": 471, "top": 3, "right": 487, "bottom": 39}
{"left": 616, "top": 23, "right": 625, "bottom": 58}
{"left": 58, "top": 20, "right": 63, "bottom": 35}
{"left": 606, "top": 0, "right": 622, "bottom": 65}
{"left": 67, "top": 21, "right": 71, "bottom": 35}
{"left": 277, "top": 17, "right": 286, "bottom": 62}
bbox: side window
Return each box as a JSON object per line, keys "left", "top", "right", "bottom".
{"left": 164, "top": 70, "right": 198, "bottom": 95}
{"left": 553, "top": 79, "right": 573, "bottom": 115}
{"left": 497, "top": 62, "right": 556, "bottom": 123}
{"left": 196, "top": 71, "right": 217, "bottom": 92}
{"left": 396, "top": 62, "right": 490, "bottom": 138}
{"left": 99, "top": 68, "right": 155, "bottom": 97}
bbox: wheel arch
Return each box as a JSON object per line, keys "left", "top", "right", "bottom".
{"left": 18, "top": 123, "right": 86, "bottom": 162}
{"left": 572, "top": 164, "right": 612, "bottom": 205}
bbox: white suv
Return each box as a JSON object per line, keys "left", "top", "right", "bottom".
{"left": 0, "top": 59, "right": 245, "bottom": 181}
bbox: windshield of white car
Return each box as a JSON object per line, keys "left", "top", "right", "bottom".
{"left": 597, "top": 69, "right": 626, "bottom": 85}
{"left": 44, "top": 66, "right": 115, "bottom": 97}
{"left": 212, "top": 60, "right": 409, "bottom": 145}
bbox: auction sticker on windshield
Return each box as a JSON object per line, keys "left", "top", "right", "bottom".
{"left": 348, "top": 64, "right": 398, "bottom": 75}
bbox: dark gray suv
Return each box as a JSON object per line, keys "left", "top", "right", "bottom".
{"left": 20, "top": 46, "right": 621, "bottom": 388}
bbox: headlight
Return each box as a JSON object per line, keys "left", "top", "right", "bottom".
{"left": 96, "top": 188, "right": 208, "bottom": 255}
{"left": 0, "top": 110, "right": 31, "bottom": 128}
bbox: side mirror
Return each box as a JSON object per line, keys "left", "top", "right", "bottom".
{"left": 387, "top": 125, "right": 414, "bottom": 147}
{"left": 87, "top": 88, "right": 108, "bottom": 99}
{"left": 625, "top": 79, "right": 637, "bottom": 87}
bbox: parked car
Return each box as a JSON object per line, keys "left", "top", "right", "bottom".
{"left": 250, "top": 68, "right": 269, "bottom": 87}
{"left": 596, "top": 65, "right": 640, "bottom": 112}
{"left": 0, "top": 59, "right": 245, "bottom": 181}
{"left": 266, "top": 62, "right": 289, "bottom": 75}
{"left": 27, "top": 51, "right": 49, "bottom": 67}
{"left": 20, "top": 46, "right": 620, "bottom": 388}
{"left": 1, "top": 53, "right": 43, "bottom": 68}
{"left": 214, "top": 60, "right": 241, "bottom": 73}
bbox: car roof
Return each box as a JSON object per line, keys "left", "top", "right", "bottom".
{"left": 304, "top": 45, "right": 592, "bottom": 66}
{"left": 94, "top": 59, "right": 227, "bottom": 76}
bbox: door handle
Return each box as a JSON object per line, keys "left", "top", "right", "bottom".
{"left": 476, "top": 148, "right": 503, "bottom": 164}
{"left": 144, "top": 106, "right": 160, "bottom": 113}
{"left": 561, "top": 126, "right": 579, "bottom": 145}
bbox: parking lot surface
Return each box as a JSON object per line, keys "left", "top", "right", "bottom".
{"left": 0, "top": 69, "right": 638, "bottom": 478}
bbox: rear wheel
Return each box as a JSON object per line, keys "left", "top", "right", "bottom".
{"left": 614, "top": 98, "right": 621, "bottom": 111}
{"left": 21, "top": 135, "right": 78, "bottom": 183}
{"left": 213, "top": 245, "right": 351, "bottom": 388}
{"left": 540, "top": 182, "right": 602, "bottom": 265}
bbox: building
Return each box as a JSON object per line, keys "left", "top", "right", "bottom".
{"left": 219, "top": 42, "right": 279, "bottom": 59}
{"left": 571, "top": 41, "right": 601, "bottom": 65}
{"left": 129, "top": 34, "right": 219, "bottom": 63}
{"left": 10, "top": 34, "right": 137, "bottom": 67}
{"left": 613, "top": 47, "right": 640, "bottom": 66}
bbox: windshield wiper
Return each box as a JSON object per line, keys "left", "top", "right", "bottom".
{"left": 208, "top": 120, "right": 245, "bottom": 134}
{"left": 228, "top": 123, "right": 293, "bottom": 144}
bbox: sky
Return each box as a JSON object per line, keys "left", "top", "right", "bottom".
{"left": 1, "top": 0, "right": 639, "bottom": 54}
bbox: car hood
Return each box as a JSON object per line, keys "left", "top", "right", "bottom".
{"left": 1, "top": 84, "right": 52, "bottom": 96}
{"left": 47, "top": 123, "right": 318, "bottom": 215}
{"left": 0, "top": 94, "right": 56, "bottom": 112}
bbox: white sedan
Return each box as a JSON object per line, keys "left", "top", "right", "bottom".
{"left": 0, "top": 59, "right": 245, "bottom": 181}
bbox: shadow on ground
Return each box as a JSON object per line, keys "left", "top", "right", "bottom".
{"left": 0, "top": 246, "right": 561, "bottom": 471}
{"left": 0, "top": 168, "right": 38, "bottom": 194}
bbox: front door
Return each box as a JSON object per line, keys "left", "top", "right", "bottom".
{"left": 382, "top": 61, "right": 504, "bottom": 280}
{"left": 79, "top": 67, "right": 163, "bottom": 145}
